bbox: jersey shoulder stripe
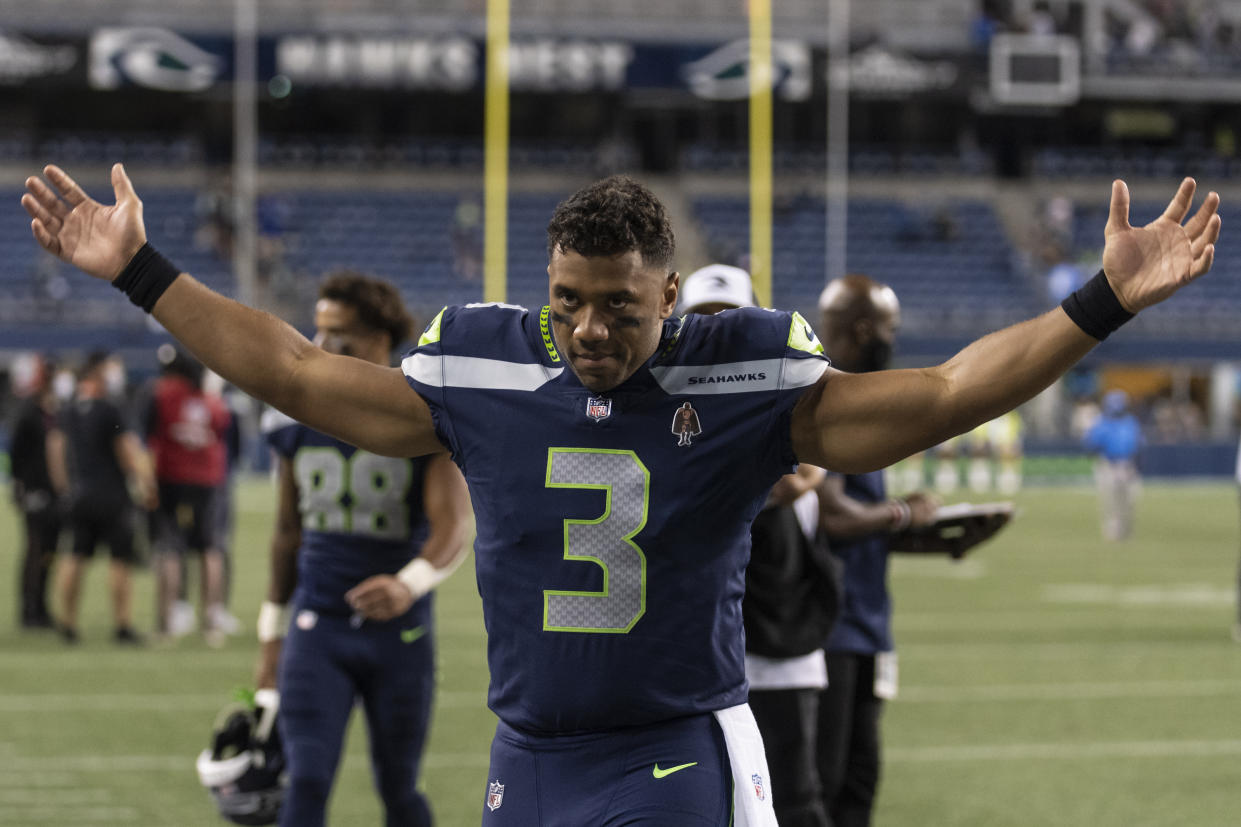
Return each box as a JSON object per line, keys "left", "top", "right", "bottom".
{"left": 650, "top": 357, "right": 826, "bottom": 395}
{"left": 402, "top": 353, "right": 564, "bottom": 391}
{"left": 654, "top": 307, "right": 829, "bottom": 394}
{"left": 402, "top": 303, "right": 562, "bottom": 392}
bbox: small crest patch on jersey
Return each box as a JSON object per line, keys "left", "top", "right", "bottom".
{"left": 752, "top": 773, "right": 766, "bottom": 801}
{"left": 296, "top": 610, "right": 318, "bottom": 631}
{"left": 486, "top": 780, "right": 505, "bottom": 811}
{"left": 586, "top": 397, "right": 612, "bottom": 422}
{"left": 671, "top": 401, "right": 703, "bottom": 446}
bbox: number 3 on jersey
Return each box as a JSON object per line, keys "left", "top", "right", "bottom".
{"left": 295, "top": 448, "right": 412, "bottom": 540}
{"left": 544, "top": 448, "right": 650, "bottom": 634}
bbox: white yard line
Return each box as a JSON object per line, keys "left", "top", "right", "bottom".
{"left": 0, "top": 807, "right": 140, "bottom": 822}
{"left": 0, "top": 788, "right": 111, "bottom": 803}
{"left": 0, "top": 690, "right": 488, "bottom": 712}
{"left": 0, "top": 772, "right": 77, "bottom": 786}
{"left": 0, "top": 751, "right": 493, "bottom": 772}
{"left": 888, "top": 738, "right": 1241, "bottom": 763}
{"left": 3, "top": 678, "right": 1240, "bottom": 713}
{"left": 1041, "top": 583, "right": 1234, "bottom": 605}
{"left": 6, "top": 738, "right": 1241, "bottom": 776}
{"left": 901, "top": 640, "right": 1235, "bottom": 658}
{"left": 0, "top": 694, "right": 227, "bottom": 712}
{"left": 898, "top": 678, "right": 1241, "bottom": 702}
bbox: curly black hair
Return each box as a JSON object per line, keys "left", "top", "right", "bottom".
{"left": 546, "top": 175, "right": 676, "bottom": 269}
{"left": 319, "top": 271, "right": 414, "bottom": 347}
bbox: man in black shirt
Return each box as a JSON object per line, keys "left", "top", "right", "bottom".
{"left": 46, "top": 352, "right": 156, "bottom": 644}
{"left": 8, "top": 353, "right": 60, "bottom": 629}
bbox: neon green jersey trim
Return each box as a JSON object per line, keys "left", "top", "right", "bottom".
{"left": 787, "top": 311, "right": 824, "bottom": 355}
{"left": 539, "top": 306, "right": 561, "bottom": 362}
{"left": 418, "top": 307, "right": 446, "bottom": 346}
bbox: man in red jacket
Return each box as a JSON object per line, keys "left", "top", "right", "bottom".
{"left": 145, "top": 345, "right": 232, "bottom": 645}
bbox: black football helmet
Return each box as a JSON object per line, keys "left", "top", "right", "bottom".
{"left": 196, "top": 688, "right": 287, "bottom": 826}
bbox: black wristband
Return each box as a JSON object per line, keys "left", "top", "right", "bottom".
{"left": 112, "top": 243, "right": 181, "bottom": 313}
{"left": 1060, "top": 269, "right": 1134, "bottom": 341}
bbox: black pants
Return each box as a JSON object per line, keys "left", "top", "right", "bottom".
{"left": 818, "top": 652, "right": 883, "bottom": 827}
{"left": 748, "top": 687, "right": 829, "bottom": 827}
{"left": 19, "top": 502, "right": 60, "bottom": 624}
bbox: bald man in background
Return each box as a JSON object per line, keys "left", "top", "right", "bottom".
{"left": 814, "top": 276, "right": 939, "bottom": 827}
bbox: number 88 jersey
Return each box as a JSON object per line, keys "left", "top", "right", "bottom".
{"left": 263, "top": 411, "right": 431, "bottom": 616}
{"left": 403, "top": 303, "right": 828, "bottom": 735}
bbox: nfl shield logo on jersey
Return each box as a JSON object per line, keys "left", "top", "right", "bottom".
{"left": 487, "top": 780, "right": 505, "bottom": 811}
{"left": 751, "top": 773, "right": 766, "bottom": 802}
{"left": 585, "top": 396, "right": 612, "bottom": 421}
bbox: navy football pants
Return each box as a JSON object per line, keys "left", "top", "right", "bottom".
{"left": 278, "top": 605, "right": 435, "bottom": 827}
{"left": 482, "top": 712, "right": 733, "bottom": 826}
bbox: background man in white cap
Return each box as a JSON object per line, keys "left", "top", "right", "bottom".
{"left": 683, "top": 264, "right": 838, "bottom": 827}
{"left": 678, "top": 263, "right": 758, "bottom": 316}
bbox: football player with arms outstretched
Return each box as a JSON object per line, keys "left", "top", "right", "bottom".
{"left": 23, "top": 165, "right": 1219, "bottom": 825}
{"left": 252, "top": 272, "right": 471, "bottom": 827}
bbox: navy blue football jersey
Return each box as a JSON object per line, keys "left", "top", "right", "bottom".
{"left": 823, "top": 470, "right": 894, "bottom": 656}
{"left": 264, "top": 414, "right": 432, "bottom": 616}
{"left": 399, "top": 301, "right": 824, "bottom": 730}
{"left": 403, "top": 303, "right": 828, "bottom": 734}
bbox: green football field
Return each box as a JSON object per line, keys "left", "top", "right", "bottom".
{"left": 2, "top": 478, "right": 1240, "bottom": 826}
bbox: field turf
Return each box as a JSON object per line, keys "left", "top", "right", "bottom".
{"left": 1, "top": 478, "right": 1239, "bottom": 825}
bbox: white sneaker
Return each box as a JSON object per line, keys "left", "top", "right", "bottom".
{"left": 169, "top": 600, "right": 197, "bottom": 638}
{"left": 207, "top": 604, "right": 242, "bottom": 636}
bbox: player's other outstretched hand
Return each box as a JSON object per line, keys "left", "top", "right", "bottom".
{"left": 21, "top": 163, "right": 147, "bottom": 282}
{"left": 1102, "top": 177, "right": 1221, "bottom": 313}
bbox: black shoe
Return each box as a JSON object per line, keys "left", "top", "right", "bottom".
{"left": 58, "top": 625, "right": 80, "bottom": 645}
{"left": 21, "top": 614, "right": 55, "bottom": 630}
{"left": 114, "top": 626, "right": 145, "bottom": 646}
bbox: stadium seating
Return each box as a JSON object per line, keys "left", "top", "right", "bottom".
{"left": 691, "top": 194, "right": 1041, "bottom": 342}
{"left": 684, "top": 143, "right": 995, "bottom": 177}
{"left": 5, "top": 184, "right": 1236, "bottom": 360}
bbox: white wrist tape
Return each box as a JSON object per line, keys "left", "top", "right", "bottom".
{"left": 396, "top": 557, "right": 448, "bottom": 601}
{"left": 256, "top": 601, "right": 290, "bottom": 643}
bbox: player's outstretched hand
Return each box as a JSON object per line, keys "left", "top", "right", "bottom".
{"left": 345, "top": 575, "right": 414, "bottom": 622}
{"left": 21, "top": 163, "right": 147, "bottom": 282}
{"left": 1102, "top": 177, "right": 1221, "bottom": 313}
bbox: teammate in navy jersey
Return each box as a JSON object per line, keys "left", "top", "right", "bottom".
{"left": 23, "top": 164, "right": 1220, "bottom": 825}
{"left": 252, "top": 273, "right": 472, "bottom": 827}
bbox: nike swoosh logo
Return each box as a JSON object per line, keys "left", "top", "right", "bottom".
{"left": 652, "top": 762, "right": 698, "bottom": 779}
{"left": 400, "top": 626, "right": 426, "bottom": 644}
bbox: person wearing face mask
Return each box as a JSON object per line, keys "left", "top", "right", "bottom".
{"left": 7, "top": 352, "right": 61, "bottom": 630}
{"left": 813, "top": 276, "right": 939, "bottom": 827}
{"left": 46, "top": 351, "right": 157, "bottom": 644}
{"left": 145, "top": 345, "right": 233, "bottom": 645}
